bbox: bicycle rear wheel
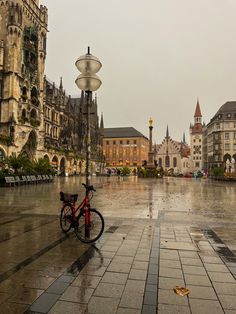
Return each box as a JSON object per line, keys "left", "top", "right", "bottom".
{"left": 75, "top": 208, "right": 104, "bottom": 243}
{"left": 60, "top": 204, "right": 73, "bottom": 233}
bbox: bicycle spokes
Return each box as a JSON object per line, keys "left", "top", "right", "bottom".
{"left": 75, "top": 209, "right": 104, "bottom": 243}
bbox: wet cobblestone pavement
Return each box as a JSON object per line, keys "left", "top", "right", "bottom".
{"left": 0, "top": 176, "right": 236, "bottom": 313}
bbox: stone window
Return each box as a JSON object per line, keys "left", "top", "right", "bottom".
{"left": 120, "top": 140, "right": 123, "bottom": 144}
{"left": 225, "top": 133, "right": 229, "bottom": 140}
{"left": 134, "top": 140, "right": 137, "bottom": 145}
{"left": 113, "top": 140, "right": 116, "bottom": 145}
{"left": 225, "top": 143, "right": 230, "bottom": 151}
{"left": 165, "top": 156, "right": 170, "bottom": 167}
{"left": 173, "top": 157, "right": 177, "bottom": 167}
{"left": 133, "top": 147, "right": 137, "bottom": 160}
{"left": 234, "top": 132, "right": 236, "bottom": 139}
{"left": 119, "top": 148, "right": 123, "bottom": 159}
{"left": 127, "top": 140, "right": 130, "bottom": 145}
{"left": 112, "top": 148, "right": 116, "bottom": 159}
{"left": 106, "top": 141, "right": 109, "bottom": 145}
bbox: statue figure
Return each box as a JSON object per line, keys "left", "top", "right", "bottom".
{"left": 226, "top": 159, "right": 230, "bottom": 173}
{"left": 231, "top": 157, "right": 235, "bottom": 173}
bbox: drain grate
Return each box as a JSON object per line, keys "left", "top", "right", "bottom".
{"left": 105, "top": 225, "right": 119, "bottom": 233}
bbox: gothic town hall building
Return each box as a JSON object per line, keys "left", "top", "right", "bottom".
{"left": 0, "top": 0, "right": 103, "bottom": 174}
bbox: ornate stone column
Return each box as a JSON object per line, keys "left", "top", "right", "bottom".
{"left": 148, "top": 117, "right": 154, "bottom": 166}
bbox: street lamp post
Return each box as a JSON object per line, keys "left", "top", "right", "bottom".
{"left": 75, "top": 47, "right": 102, "bottom": 186}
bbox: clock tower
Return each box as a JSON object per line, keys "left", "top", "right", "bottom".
{"left": 190, "top": 100, "right": 203, "bottom": 171}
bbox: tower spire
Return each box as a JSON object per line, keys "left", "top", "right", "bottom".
{"left": 100, "top": 113, "right": 104, "bottom": 129}
{"left": 166, "top": 125, "right": 169, "bottom": 138}
{"left": 59, "top": 77, "right": 63, "bottom": 90}
{"left": 194, "top": 99, "right": 202, "bottom": 117}
{"left": 183, "top": 132, "right": 186, "bottom": 144}
{"left": 194, "top": 99, "right": 202, "bottom": 125}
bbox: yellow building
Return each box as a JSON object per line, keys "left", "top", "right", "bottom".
{"left": 102, "top": 127, "right": 149, "bottom": 167}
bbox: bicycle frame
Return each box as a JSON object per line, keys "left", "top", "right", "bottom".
{"left": 68, "top": 193, "right": 89, "bottom": 221}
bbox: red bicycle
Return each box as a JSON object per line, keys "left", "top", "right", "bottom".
{"left": 59, "top": 183, "right": 104, "bottom": 243}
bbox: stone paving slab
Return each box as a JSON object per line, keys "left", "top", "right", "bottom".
{"left": 1, "top": 178, "right": 236, "bottom": 313}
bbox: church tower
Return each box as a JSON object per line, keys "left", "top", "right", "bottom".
{"left": 0, "top": 0, "right": 48, "bottom": 158}
{"left": 190, "top": 100, "right": 203, "bottom": 171}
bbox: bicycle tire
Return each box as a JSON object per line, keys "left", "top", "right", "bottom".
{"left": 60, "top": 204, "right": 73, "bottom": 233}
{"left": 75, "top": 208, "right": 104, "bottom": 243}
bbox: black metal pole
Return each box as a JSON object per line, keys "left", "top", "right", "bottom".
{"left": 86, "top": 91, "right": 92, "bottom": 187}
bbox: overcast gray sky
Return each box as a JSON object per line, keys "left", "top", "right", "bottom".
{"left": 41, "top": 0, "right": 236, "bottom": 142}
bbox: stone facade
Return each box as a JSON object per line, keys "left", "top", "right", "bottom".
{"left": 102, "top": 127, "right": 149, "bottom": 167}
{"left": 203, "top": 101, "right": 236, "bottom": 169}
{"left": 189, "top": 100, "right": 203, "bottom": 171}
{"left": 0, "top": 0, "right": 102, "bottom": 174}
{"left": 156, "top": 127, "right": 190, "bottom": 174}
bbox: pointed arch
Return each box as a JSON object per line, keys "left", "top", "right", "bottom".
{"left": 20, "top": 130, "right": 37, "bottom": 160}
{"left": 0, "top": 147, "right": 6, "bottom": 162}
{"left": 173, "top": 157, "right": 177, "bottom": 168}
{"left": 60, "top": 157, "right": 66, "bottom": 175}
{"left": 165, "top": 156, "right": 170, "bottom": 168}
{"left": 223, "top": 153, "right": 231, "bottom": 162}
{"left": 43, "top": 154, "right": 50, "bottom": 161}
{"left": 51, "top": 155, "right": 59, "bottom": 171}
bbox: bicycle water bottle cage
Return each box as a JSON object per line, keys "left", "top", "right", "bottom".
{"left": 60, "top": 192, "right": 78, "bottom": 203}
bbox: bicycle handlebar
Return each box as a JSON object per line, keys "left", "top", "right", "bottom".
{"left": 82, "top": 183, "right": 96, "bottom": 192}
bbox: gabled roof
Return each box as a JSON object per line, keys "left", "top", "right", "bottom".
{"left": 103, "top": 127, "right": 148, "bottom": 139}
{"left": 156, "top": 137, "right": 190, "bottom": 158}
{"left": 194, "top": 100, "right": 202, "bottom": 117}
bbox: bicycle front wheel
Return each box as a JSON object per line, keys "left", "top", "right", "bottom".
{"left": 75, "top": 208, "right": 104, "bottom": 243}
{"left": 60, "top": 204, "right": 73, "bottom": 233}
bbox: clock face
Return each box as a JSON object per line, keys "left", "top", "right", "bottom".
{"left": 195, "top": 135, "right": 199, "bottom": 139}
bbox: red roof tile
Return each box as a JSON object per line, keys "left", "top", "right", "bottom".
{"left": 194, "top": 100, "right": 202, "bottom": 117}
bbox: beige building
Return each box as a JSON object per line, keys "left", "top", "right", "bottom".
{"left": 102, "top": 127, "right": 149, "bottom": 167}
{"left": 189, "top": 101, "right": 203, "bottom": 171}
{"left": 203, "top": 101, "right": 236, "bottom": 169}
{"left": 0, "top": 0, "right": 102, "bottom": 174}
{"left": 156, "top": 126, "right": 191, "bottom": 174}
